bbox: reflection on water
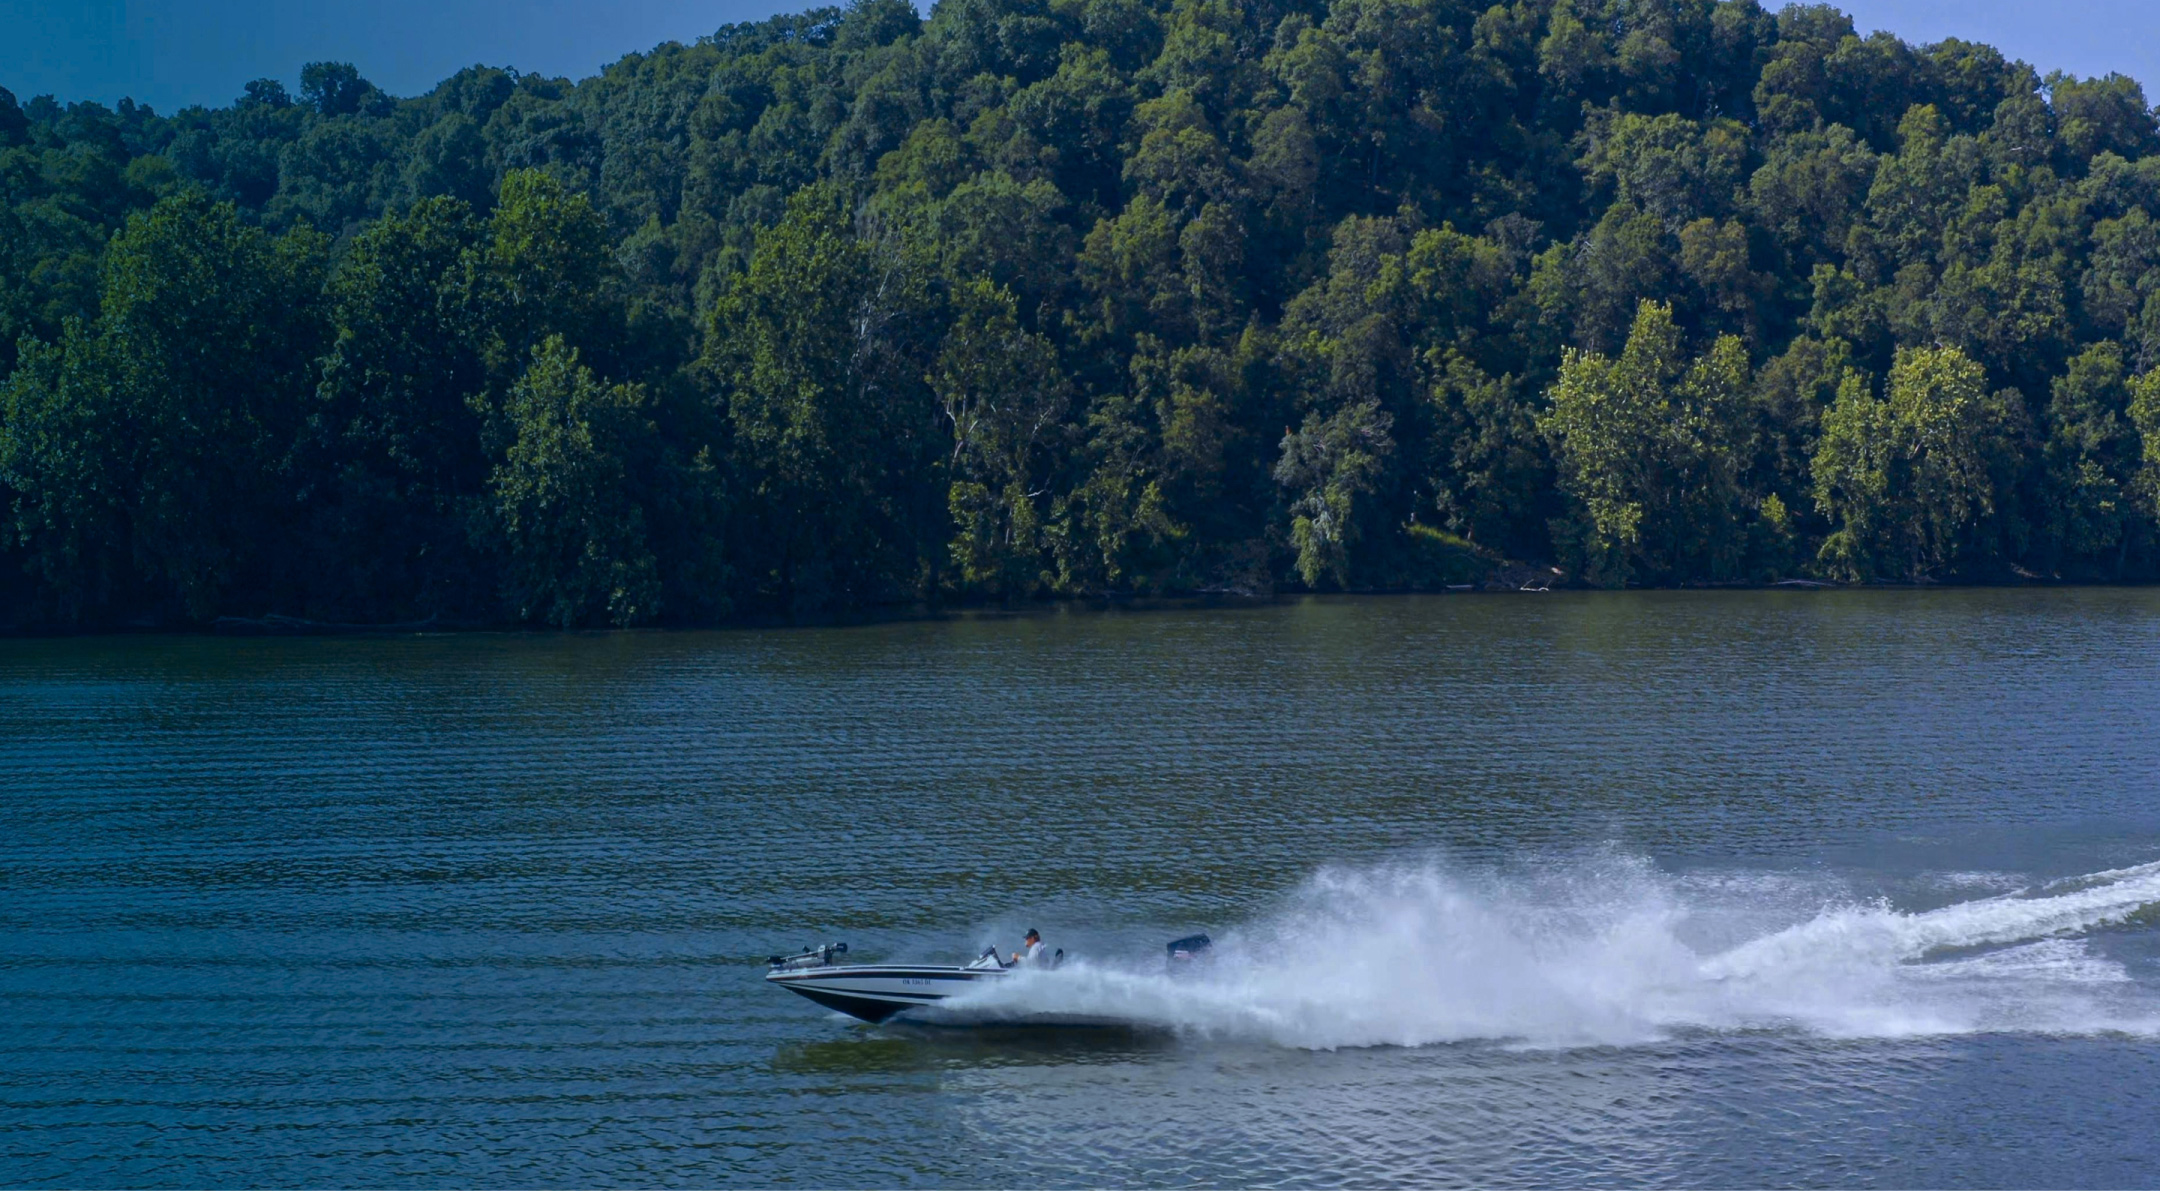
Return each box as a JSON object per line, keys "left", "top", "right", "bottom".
{"left": 4, "top": 590, "right": 2160, "bottom": 1187}
{"left": 775, "top": 1029, "right": 1175, "bottom": 1079}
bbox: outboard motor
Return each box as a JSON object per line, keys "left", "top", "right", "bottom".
{"left": 1165, "top": 933, "right": 1212, "bottom": 970}
{"left": 767, "top": 942, "right": 847, "bottom": 971}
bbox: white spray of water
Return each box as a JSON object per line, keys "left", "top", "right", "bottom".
{"left": 944, "top": 856, "right": 2160, "bottom": 1049}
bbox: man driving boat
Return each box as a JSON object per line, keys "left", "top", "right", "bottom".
{"left": 1011, "top": 928, "right": 1045, "bottom": 966}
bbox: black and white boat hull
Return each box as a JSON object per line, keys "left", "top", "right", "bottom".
{"left": 765, "top": 963, "right": 1005, "bottom": 1023}
{"left": 764, "top": 935, "right": 1209, "bottom": 1028}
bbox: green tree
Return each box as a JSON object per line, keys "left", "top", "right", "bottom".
{"left": 1539, "top": 301, "right": 1754, "bottom": 585}
{"left": 1424, "top": 350, "right": 1551, "bottom": 560}
{"left": 0, "top": 194, "right": 327, "bottom": 621}
{"left": 935, "top": 279, "right": 1070, "bottom": 597}
{"left": 2036, "top": 342, "right": 2146, "bottom": 576}
{"left": 403, "top": 114, "right": 494, "bottom": 210}
{"left": 303, "top": 196, "right": 492, "bottom": 618}
{"left": 472, "top": 169, "right": 622, "bottom": 379}
{"left": 300, "top": 61, "right": 387, "bottom": 117}
{"left": 1274, "top": 395, "right": 1393, "bottom": 588}
{"left": 487, "top": 337, "right": 683, "bottom": 627}
{"left": 0, "top": 325, "right": 127, "bottom": 618}
{"left": 2128, "top": 366, "right": 2160, "bottom": 534}
{"left": 707, "top": 184, "right": 938, "bottom": 609}
{"left": 1270, "top": 215, "right": 1425, "bottom": 586}
{"left": 1051, "top": 384, "right": 1183, "bottom": 594}
{"left": 1812, "top": 344, "right": 2026, "bottom": 581}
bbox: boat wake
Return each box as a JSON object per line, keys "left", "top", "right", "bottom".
{"left": 941, "top": 855, "right": 2160, "bottom": 1049}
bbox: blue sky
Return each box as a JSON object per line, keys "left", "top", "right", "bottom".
{"left": 1, "top": 0, "right": 2157, "bottom": 114}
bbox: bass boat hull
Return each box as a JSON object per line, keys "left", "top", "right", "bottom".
{"left": 765, "top": 963, "right": 1005, "bottom": 1023}
{"left": 764, "top": 935, "right": 1210, "bottom": 1028}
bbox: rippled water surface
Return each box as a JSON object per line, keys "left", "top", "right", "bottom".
{"left": 6, "top": 590, "right": 2160, "bottom": 1186}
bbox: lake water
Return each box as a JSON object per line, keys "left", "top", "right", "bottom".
{"left": 5, "top": 590, "right": 2160, "bottom": 1187}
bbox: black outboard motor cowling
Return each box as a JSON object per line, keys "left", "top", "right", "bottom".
{"left": 1166, "top": 933, "right": 1212, "bottom": 964}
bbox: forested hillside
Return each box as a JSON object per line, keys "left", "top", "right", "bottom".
{"left": 7, "top": 0, "right": 2160, "bottom": 627}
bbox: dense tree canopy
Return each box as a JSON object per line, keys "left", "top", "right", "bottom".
{"left": 6, "top": 0, "right": 2160, "bottom": 627}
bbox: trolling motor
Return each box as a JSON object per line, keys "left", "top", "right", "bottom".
{"left": 767, "top": 942, "right": 847, "bottom": 971}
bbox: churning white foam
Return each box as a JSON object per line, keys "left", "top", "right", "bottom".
{"left": 945, "top": 856, "right": 2160, "bottom": 1049}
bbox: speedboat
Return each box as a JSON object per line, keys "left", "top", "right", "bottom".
{"left": 763, "top": 943, "right": 1022, "bottom": 1023}
{"left": 764, "top": 934, "right": 1211, "bottom": 1025}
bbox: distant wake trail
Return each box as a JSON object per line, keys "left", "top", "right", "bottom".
{"left": 949, "top": 855, "right": 2160, "bottom": 1049}
{"left": 1702, "top": 860, "right": 2160, "bottom": 978}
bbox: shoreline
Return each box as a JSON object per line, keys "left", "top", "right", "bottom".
{"left": 5, "top": 578, "right": 2155, "bottom": 639}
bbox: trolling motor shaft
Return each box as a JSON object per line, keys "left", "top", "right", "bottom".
{"left": 766, "top": 942, "right": 848, "bottom": 971}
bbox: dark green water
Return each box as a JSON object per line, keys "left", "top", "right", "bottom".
{"left": 5, "top": 590, "right": 2160, "bottom": 1186}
